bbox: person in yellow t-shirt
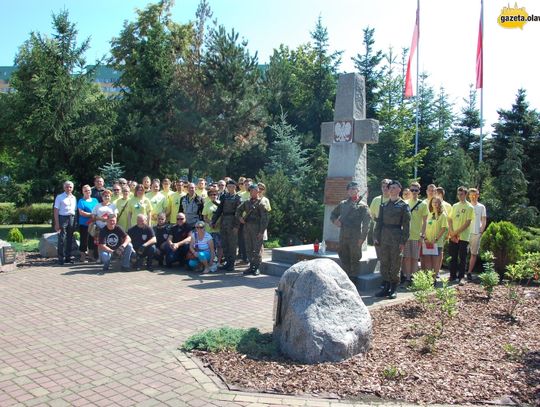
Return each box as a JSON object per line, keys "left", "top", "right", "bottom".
{"left": 168, "top": 181, "right": 186, "bottom": 224}
{"left": 146, "top": 180, "right": 167, "bottom": 225}
{"left": 161, "top": 178, "right": 174, "bottom": 198}
{"left": 422, "top": 197, "right": 448, "bottom": 278}
{"left": 402, "top": 182, "right": 428, "bottom": 283}
{"left": 195, "top": 178, "right": 208, "bottom": 200}
{"left": 113, "top": 186, "right": 132, "bottom": 231}
{"left": 127, "top": 185, "right": 153, "bottom": 229}
{"left": 448, "top": 186, "right": 475, "bottom": 284}
{"left": 435, "top": 187, "right": 453, "bottom": 217}
{"left": 141, "top": 176, "right": 151, "bottom": 193}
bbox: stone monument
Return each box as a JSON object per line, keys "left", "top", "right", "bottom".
{"left": 321, "top": 73, "right": 379, "bottom": 252}
{"left": 273, "top": 258, "right": 372, "bottom": 364}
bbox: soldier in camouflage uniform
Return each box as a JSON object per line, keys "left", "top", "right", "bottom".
{"left": 330, "top": 181, "right": 372, "bottom": 277}
{"left": 374, "top": 180, "right": 411, "bottom": 299}
{"left": 211, "top": 180, "right": 241, "bottom": 272}
{"left": 236, "top": 184, "right": 269, "bottom": 276}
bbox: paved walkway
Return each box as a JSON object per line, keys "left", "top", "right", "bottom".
{"left": 0, "top": 261, "right": 416, "bottom": 407}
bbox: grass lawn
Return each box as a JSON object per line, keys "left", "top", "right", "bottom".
{"left": 0, "top": 224, "right": 52, "bottom": 252}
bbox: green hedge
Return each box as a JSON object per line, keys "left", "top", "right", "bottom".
{"left": 0, "top": 203, "right": 53, "bottom": 225}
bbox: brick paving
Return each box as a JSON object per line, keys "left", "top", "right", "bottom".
{"left": 0, "top": 262, "right": 418, "bottom": 407}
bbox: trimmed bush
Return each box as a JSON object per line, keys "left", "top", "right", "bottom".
{"left": 480, "top": 221, "right": 522, "bottom": 276}
{"left": 0, "top": 202, "right": 53, "bottom": 224}
{"left": 7, "top": 227, "right": 24, "bottom": 243}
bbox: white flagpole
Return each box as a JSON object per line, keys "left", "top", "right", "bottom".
{"left": 414, "top": 0, "right": 420, "bottom": 179}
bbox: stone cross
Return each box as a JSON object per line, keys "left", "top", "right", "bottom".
{"left": 320, "top": 73, "right": 379, "bottom": 252}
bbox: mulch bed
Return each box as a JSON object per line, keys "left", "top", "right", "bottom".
{"left": 194, "top": 285, "right": 540, "bottom": 405}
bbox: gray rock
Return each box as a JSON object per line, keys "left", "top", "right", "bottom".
{"left": 39, "top": 233, "right": 79, "bottom": 258}
{"left": 273, "top": 258, "right": 372, "bottom": 364}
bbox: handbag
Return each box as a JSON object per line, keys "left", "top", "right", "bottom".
{"left": 88, "top": 222, "right": 99, "bottom": 238}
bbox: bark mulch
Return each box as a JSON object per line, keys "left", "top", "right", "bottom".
{"left": 194, "top": 284, "right": 540, "bottom": 405}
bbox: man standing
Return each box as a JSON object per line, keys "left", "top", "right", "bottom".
{"left": 54, "top": 181, "right": 77, "bottom": 265}
{"left": 402, "top": 182, "right": 428, "bottom": 284}
{"left": 128, "top": 214, "right": 157, "bottom": 271}
{"left": 467, "top": 188, "right": 487, "bottom": 280}
{"left": 91, "top": 175, "right": 106, "bottom": 203}
{"left": 330, "top": 181, "right": 371, "bottom": 278}
{"left": 448, "top": 186, "right": 475, "bottom": 284}
{"left": 180, "top": 183, "right": 204, "bottom": 229}
{"left": 98, "top": 213, "right": 133, "bottom": 274}
{"left": 203, "top": 189, "right": 222, "bottom": 271}
{"left": 165, "top": 212, "right": 192, "bottom": 267}
{"left": 374, "top": 180, "right": 411, "bottom": 299}
{"left": 369, "top": 179, "right": 391, "bottom": 247}
{"left": 212, "top": 180, "right": 241, "bottom": 272}
{"left": 236, "top": 184, "right": 268, "bottom": 276}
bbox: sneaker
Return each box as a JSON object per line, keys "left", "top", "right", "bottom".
{"left": 467, "top": 273, "right": 473, "bottom": 281}
{"left": 252, "top": 268, "right": 260, "bottom": 276}
{"left": 201, "top": 267, "right": 210, "bottom": 274}
{"left": 210, "top": 264, "right": 218, "bottom": 273}
{"left": 121, "top": 266, "right": 131, "bottom": 272}
{"left": 458, "top": 278, "right": 466, "bottom": 286}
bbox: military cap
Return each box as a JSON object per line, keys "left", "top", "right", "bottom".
{"left": 387, "top": 180, "right": 402, "bottom": 188}
{"left": 346, "top": 181, "right": 360, "bottom": 190}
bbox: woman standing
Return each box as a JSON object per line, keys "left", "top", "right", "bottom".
{"left": 114, "top": 186, "right": 132, "bottom": 231}
{"left": 422, "top": 197, "right": 448, "bottom": 279}
{"left": 127, "top": 185, "right": 153, "bottom": 229}
{"left": 77, "top": 185, "right": 98, "bottom": 262}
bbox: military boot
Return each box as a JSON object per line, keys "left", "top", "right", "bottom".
{"left": 375, "top": 282, "right": 390, "bottom": 297}
{"left": 387, "top": 283, "right": 398, "bottom": 299}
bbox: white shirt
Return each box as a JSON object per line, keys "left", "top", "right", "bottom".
{"left": 92, "top": 203, "right": 118, "bottom": 229}
{"left": 54, "top": 192, "right": 77, "bottom": 216}
{"left": 471, "top": 202, "right": 487, "bottom": 234}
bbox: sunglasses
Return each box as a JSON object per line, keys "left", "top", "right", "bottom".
{"left": 410, "top": 189, "right": 419, "bottom": 192}
{"left": 177, "top": 217, "right": 185, "bottom": 220}
{"left": 196, "top": 226, "right": 204, "bottom": 229}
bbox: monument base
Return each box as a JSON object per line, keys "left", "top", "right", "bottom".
{"left": 261, "top": 244, "right": 382, "bottom": 291}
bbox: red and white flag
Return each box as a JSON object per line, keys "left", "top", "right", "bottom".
{"left": 476, "top": 1, "right": 483, "bottom": 89}
{"left": 404, "top": 1, "right": 419, "bottom": 98}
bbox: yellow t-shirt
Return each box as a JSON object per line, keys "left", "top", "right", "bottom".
{"left": 127, "top": 197, "right": 153, "bottom": 228}
{"left": 195, "top": 187, "right": 208, "bottom": 200}
{"left": 113, "top": 197, "right": 131, "bottom": 231}
{"left": 441, "top": 200, "right": 452, "bottom": 218}
{"left": 146, "top": 192, "right": 167, "bottom": 223}
{"left": 449, "top": 201, "right": 475, "bottom": 242}
{"left": 369, "top": 195, "right": 388, "bottom": 222}
{"left": 407, "top": 198, "right": 429, "bottom": 240}
{"left": 238, "top": 190, "right": 250, "bottom": 202}
{"left": 426, "top": 211, "right": 448, "bottom": 248}
{"left": 168, "top": 192, "right": 186, "bottom": 224}
{"left": 202, "top": 200, "right": 220, "bottom": 233}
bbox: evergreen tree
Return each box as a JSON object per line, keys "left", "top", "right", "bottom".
{"left": 452, "top": 85, "right": 481, "bottom": 158}
{"left": 264, "top": 112, "right": 310, "bottom": 184}
{"left": 434, "top": 147, "right": 476, "bottom": 203}
{"left": 5, "top": 11, "right": 116, "bottom": 202}
{"left": 352, "top": 26, "right": 383, "bottom": 119}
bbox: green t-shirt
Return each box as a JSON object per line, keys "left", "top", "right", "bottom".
{"left": 369, "top": 195, "right": 388, "bottom": 222}
{"left": 113, "top": 197, "right": 131, "bottom": 231}
{"left": 127, "top": 197, "right": 153, "bottom": 228}
{"left": 147, "top": 192, "right": 167, "bottom": 222}
{"left": 168, "top": 192, "right": 186, "bottom": 224}
{"left": 406, "top": 198, "right": 428, "bottom": 240}
{"left": 449, "top": 201, "right": 475, "bottom": 242}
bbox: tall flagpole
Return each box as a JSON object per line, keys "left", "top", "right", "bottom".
{"left": 477, "top": 0, "right": 484, "bottom": 162}
{"left": 414, "top": 0, "right": 420, "bottom": 178}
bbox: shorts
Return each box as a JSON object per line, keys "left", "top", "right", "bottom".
{"left": 403, "top": 240, "right": 420, "bottom": 258}
{"left": 469, "top": 233, "right": 481, "bottom": 255}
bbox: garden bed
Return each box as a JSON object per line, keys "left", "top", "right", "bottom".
{"left": 192, "top": 285, "right": 539, "bottom": 405}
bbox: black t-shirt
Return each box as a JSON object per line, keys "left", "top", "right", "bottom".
{"left": 91, "top": 187, "right": 105, "bottom": 203}
{"left": 99, "top": 225, "right": 127, "bottom": 251}
{"left": 128, "top": 224, "right": 155, "bottom": 250}
{"left": 169, "top": 223, "right": 191, "bottom": 244}
{"left": 153, "top": 224, "right": 170, "bottom": 246}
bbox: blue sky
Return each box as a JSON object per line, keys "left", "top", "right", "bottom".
{"left": 2, "top": 0, "right": 539, "bottom": 135}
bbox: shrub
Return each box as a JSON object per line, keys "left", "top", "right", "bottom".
{"left": 264, "top": 238, "right": 281, "bottom": 249}
{"left": 409, "top": 269, "right": 435, "bottom": 309}
{"left": 0, "top": 202, "right": 52, "bottom": 224}
{"left": 521, "top": 227, "right": 540, "bottom": 254}
{"left": 182, "top": 327, "right": 279, "bottom": 359}
{"left": 480, "top": 221, "right": 522, "bottom": 276}
{"left": 478, "top": 251, "right": 499, "bottom": 298}
{"left": 7, "top": 227, "right": 24, "bottom": 243}
{"left": 0, "top": 203, "right": 16, "bottom": 224}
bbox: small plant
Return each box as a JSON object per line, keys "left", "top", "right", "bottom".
{"left": 382, "top": 365, "right": 402, "bottom": 380}
{"left": 478, "top": 251, "right": 499, "bottom": 298}
{"left": 409, "top": 269, "right": 435, "bottom": 310}
{"left": 502, "top": 343, "right": 528, "bottom": 362}
{"left": 435, "top": 278, "right": 458, "bottom": 337}
{"left": 73, "top": 231, "right": 80, "bottom": 241}
{"left": 504, "top": 254, "right": 540, "bottom": 319}
{"left": 7, "top": 227, "right": 24, "bottom": 243}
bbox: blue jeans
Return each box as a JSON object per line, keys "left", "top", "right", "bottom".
{"left": 100, "top": 243, "right": 133, "bottom": 271}
{"left": 165, "top": 244, "right": 189, "bottom": 267}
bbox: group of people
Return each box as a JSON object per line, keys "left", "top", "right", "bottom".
{"left": 53, "top": 175, "right": 270, "bottom": 275}
{"left": 331, "top": 179, "right": 486, "bottom": 299}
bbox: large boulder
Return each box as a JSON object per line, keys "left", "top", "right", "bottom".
{"left": 39, "top": 233, "right": 79, "bottom": 258}
{"left": 273, "top": 258, "right": 372, "bottom": 364}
